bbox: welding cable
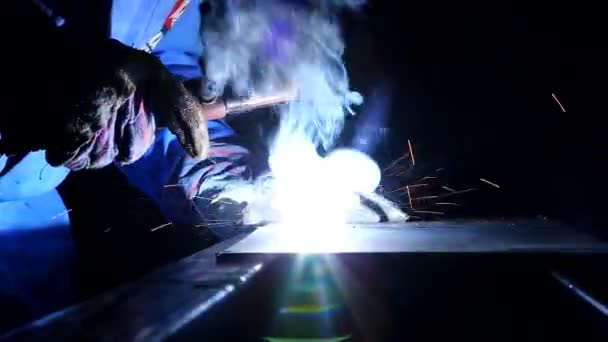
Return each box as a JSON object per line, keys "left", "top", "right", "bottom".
{"left": 551, "top": 271, "right": 608, "bottom": 317}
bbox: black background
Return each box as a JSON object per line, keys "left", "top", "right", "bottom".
{"left": 341, "top": 1, "right": 604, "bottom": 232}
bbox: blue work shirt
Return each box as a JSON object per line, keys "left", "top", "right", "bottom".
{"left": 0, "top": 0, "right": 232, "bottom": 328}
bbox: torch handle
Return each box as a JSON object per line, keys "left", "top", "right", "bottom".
{"left": 200, "top": 89, "right": 298, "bottom": 120}
{"left": 156, "top": 91, "right": 297, "bottom": 132}
{"left": 224, "top": 89, "right": 297, "bottom": 115}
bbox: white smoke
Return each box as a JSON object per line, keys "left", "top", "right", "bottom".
{"left": 201, "top": 0, "right": 407, "bottom": 226}
{"left": 202, "top": 0, "right": 362, "bottom": 149}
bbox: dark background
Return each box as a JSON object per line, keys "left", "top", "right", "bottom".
{"left": 58, "top": 0, "right": 605, "bottom": 307}
{"left": 341, "top": 2, "right": 604, "bottom": 232}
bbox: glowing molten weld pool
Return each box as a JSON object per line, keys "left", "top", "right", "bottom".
{"left": 268, "top": 138, "right": 383, "bottom": 226}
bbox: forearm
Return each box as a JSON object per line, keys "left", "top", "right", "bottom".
{"left": 118, "top": 131, "right": 250, "bottom": 225}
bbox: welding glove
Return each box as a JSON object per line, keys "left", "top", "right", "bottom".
{"left": 1, "top": 36, "right": 208, "bottom": 170}
{"left": 53, "top": 39, "right": 209, "bottom": 170}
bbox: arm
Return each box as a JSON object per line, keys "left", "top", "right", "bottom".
{"left": 2, "top": 1, "right": 208, "bottom": 171}
{"left": 118, "top": 1, "right": 239, "bottom": 227}
{"left": 118, "top": 2, "right": 286, "bottom": 232}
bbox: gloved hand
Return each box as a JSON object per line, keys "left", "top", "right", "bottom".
{"left": 43, "top": 39, "right": 209, "bottom": 170}
{"left": 1, "top": 35, "right": 209, "bottom": 170}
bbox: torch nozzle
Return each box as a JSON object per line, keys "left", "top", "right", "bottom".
{"left": 200, "top": 88, "right": 297, "bottom": 121}
{"left": 224, "top": 89, "right": 298, "bottom": 115}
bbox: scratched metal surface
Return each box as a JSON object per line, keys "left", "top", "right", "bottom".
{"left": 222, "top": 219, "right": 608, "bottom": 254}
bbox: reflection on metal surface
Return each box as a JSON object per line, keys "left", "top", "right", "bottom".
{"left": 164, "top": 284, "right": 235, "bottom": 341}
{"left": 265, "top": 337, "right": 351, "bottom": 342}
{"left": 552, "top": 271, "right": 608, "bottom": 316}
{"left": 1, "top": 237, "right": 264, "bottom": 342}
{"left": 224, "top": 220, "right": 608, "bottom": 254}
{"left": 239, "top": 263, "right": 264, "bottom": 283}
{"left": 280, "top": 304, "right": 340, "bottom": 314}
{"left": 265, "top": 256, "right": 352, "bottom": 342}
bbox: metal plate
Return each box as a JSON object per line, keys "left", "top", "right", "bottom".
{"left": 2, "top": 235, "right": 261, "bottom": 342}
{"left": 222, "top": 220, "right": 608, "bottom": 254}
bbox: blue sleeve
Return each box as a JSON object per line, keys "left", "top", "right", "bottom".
{"left": 151, "top": 1, "right": 235, "bottom": 138}
{"left": 118, "top": 2, "right": 236, "bottom": 225}
{"left": 152, "top": 1, "right": 202, "bottom": 81}
{"left": 0, "top": 151, "right": 70, "bottom": 202}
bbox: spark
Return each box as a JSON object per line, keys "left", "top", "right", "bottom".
{"left": 480, "top": 178, "right": 501, "bottom": 189}
{"left": 383, "top": 153, "right": 409, "bottom": 172}
{"left": 552, "top": 93, "right": 566, "bottom": 113}
{"left": 391, "top": 184, "right": 427, "bottom": 193}
{"left": 385, "top": 167, "right": 407, "bottom": 174}
{"left": 192, "top": 195, "right": 215, "bottom": 200}
{"left": 163, "top": 184, "right": 184, "bottom": 188}
{"left": 442, "top": 188, "right": 478, "bottom": 197}
{"left": 51, "top": 209, "right": 72, "bottom": 220}
{"left": 436, "top": 202, "right": 460, "bottom": 206}
{"left": 435, "top": 168, "right": 444, "bottom": 172}
{"left": 433, "top": 188, "right": 478, "bottom": 200}
{"left": 412, "top": 210, "right": 445, "bottom": 215}
{"left": 150, "top": 222, "right": 172, "bottom": 232}
{"left": 196, "top": 222, "right": 237, "bottom": 227}
{"left": 421, "top": 176, "right": 437, "bottom": 180}
{"left": 406, "top": 185, "right": 413, "bottom": 209}
{"left": 104, "top": 227, "right": 112, "bottom": 233}
{"left": 413, "top": 195, "right": 439, "bottom": 200}
{"left": 442, "top": 186, "right": 456, "bottom": 193}
{"left": 192, "top": 196, "right": 235, "bottom": 205}
{"left": 387, "top": 169, "right": 409, "bottom": 177}
{"left": 408, "top": 139, "right": 416, "bottom": 166}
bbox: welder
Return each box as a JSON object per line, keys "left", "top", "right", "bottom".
{"left": 0, "top": 0, "right": 266, "bottom": 330}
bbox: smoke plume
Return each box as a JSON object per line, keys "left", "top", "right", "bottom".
{"left": 202, "top": 0, "right": 363, "bottom": 150}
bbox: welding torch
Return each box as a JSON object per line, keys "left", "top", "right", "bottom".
{"left": 199, "top": 88, "right": 298, "bottom": 121}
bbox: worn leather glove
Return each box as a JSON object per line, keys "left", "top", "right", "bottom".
{"left": 45, "top": 39, "right": 209, "bottom": 170}
{"left": 1, "top": 32, "right": 209, "bottom": 170}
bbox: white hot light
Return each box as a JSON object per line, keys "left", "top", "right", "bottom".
{"left": 324, "top": 148, "right": 381, "bottom": 194}
{"left": 268, "top": 137, "right": 381, "bottom": 229}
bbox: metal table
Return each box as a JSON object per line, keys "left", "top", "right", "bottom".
{"left": 3, "top": 220, "right": 608, "bottom": 341}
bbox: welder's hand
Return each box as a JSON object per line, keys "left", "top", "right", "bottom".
{"left": 44, "top": 39, "right": 209, "bottom": 170}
